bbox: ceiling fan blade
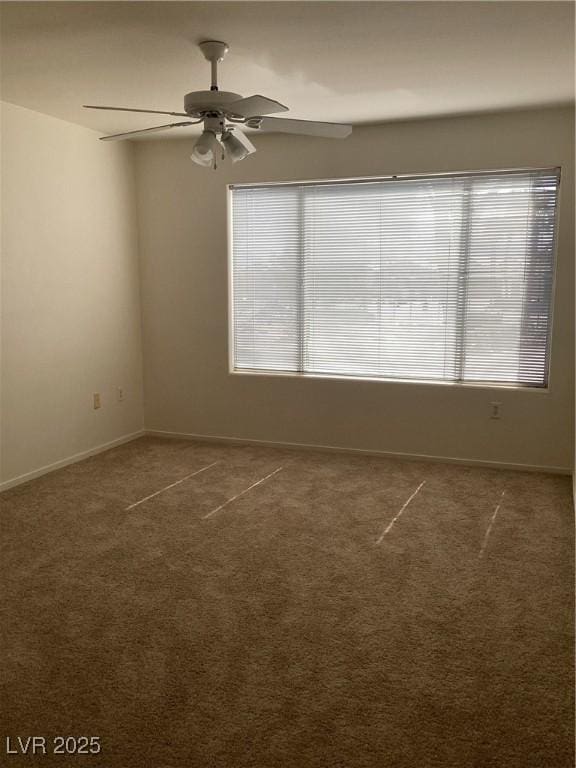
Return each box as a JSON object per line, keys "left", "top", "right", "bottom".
{"left": 84, "top": 105, "right": 190, "bottom": 118}
{"left": 99, "top": 121, "right": 200, "bottom": 141}
{"left": 226, "top": 95, "right": 289, "bottom": 118}
{"left": 252, "top": 117, "right": 352, "bottom": 138}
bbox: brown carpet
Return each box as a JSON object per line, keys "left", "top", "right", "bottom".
{"left": 1, "top": 437, "right": 573, "bottom": 767}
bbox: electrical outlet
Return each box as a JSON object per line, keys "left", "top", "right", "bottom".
{"left": 117, "top": 387, "right": 125, "bottom": 402}
{"left": 490, "top": 401, "right": 502, "bottom": 420}
{"left": 93, "top": 393, "right": 101, "bottom": 410}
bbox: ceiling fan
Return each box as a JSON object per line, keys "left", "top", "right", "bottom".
{"left": 84, "top": 41, "right": 353, "bottom": 168}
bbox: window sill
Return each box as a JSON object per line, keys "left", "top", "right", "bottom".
{"left": 228, "top": 368, "right": 549, "bottom": 393}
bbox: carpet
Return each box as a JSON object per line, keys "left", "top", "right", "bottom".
{"left": 1, "top": 437, "right": 573, "bottom": 767}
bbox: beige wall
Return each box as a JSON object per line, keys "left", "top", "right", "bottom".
{"left": 135, "top": 107, "right": 574, "bottom": 471}
{"left": 1, "top": 102, "right": 144, "bottom": 486}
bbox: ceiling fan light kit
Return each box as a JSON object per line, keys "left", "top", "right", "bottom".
{"left": 84, "top": 41, "right": 352, "bottom": 169}
{"left": 190, "top": 129, "right": 222, "bottom": 168}
{"left": 221, "top": 129, "right": 256, "bottom": 163}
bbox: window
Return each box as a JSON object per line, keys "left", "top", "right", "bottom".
{"left": 230, "top": 168, "right": 559, "bottom": 388}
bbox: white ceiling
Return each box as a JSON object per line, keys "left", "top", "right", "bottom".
{"left": 1, "top": 1, "right": 574, "bottom": 140}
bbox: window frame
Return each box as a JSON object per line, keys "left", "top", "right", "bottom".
{"left": 227, "top": 167, "right": 561, "bottom": 392}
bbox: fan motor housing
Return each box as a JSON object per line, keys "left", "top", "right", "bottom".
{"left": 184, "top": 90, "right": 243, "bottom": 115}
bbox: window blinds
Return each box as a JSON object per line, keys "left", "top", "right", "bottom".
{"left": 230, "top": 168, "right": 559, "bottom": 387}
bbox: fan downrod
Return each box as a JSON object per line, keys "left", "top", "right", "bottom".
{"left": 199, "top": 40, "right": 229, "bottom": 91}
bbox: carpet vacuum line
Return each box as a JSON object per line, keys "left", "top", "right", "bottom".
{"left": 376, "top": 480, "right": 426, "bottom": 544}
{"left": 125, "top": 461, "right": 220, "bottom": 510}
{"left": 202, "top": 466, "right": 284, "bottom": 519}
{"left": 478, "top": 490, "right": 506, "bottom": 559}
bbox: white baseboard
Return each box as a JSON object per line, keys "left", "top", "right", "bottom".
{"left": 0, "top": 430, "right": 145, "bottom": 492}
{"left": 146, "top": 429, "right": 571, "bottom": 475}
{"left": 1, "top": 426, "right": 569, "bottom": 492}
